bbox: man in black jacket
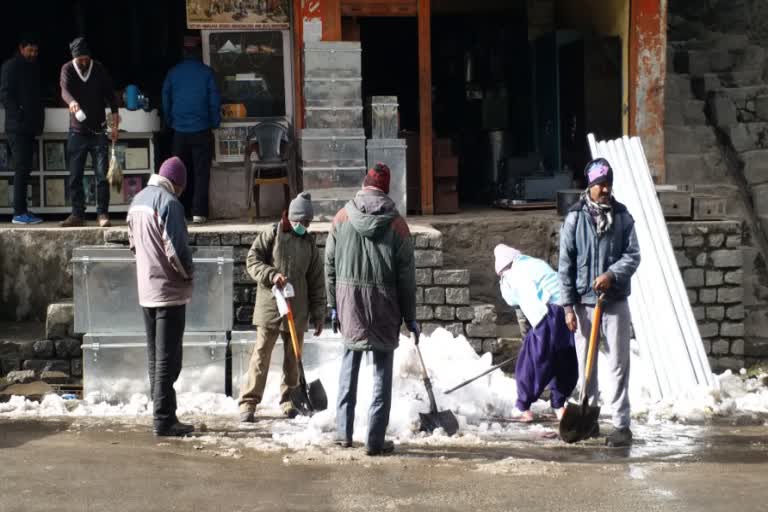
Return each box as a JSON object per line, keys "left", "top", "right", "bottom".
{"left": 59, "top": 37, "right": 120, "bottom": 228}
{"left": 0, "top": 34, "right": 44, "bottom": 225}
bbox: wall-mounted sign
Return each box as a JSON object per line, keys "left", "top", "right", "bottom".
{"left": 186, "top": 0, "right": 290, "bottom": 30}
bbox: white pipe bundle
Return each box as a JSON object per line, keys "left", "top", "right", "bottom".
{"left": 588, "top": 134, "right": 716, "bottom": 401}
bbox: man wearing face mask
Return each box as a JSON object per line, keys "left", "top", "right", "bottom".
{"left": 0, "top": 34, "right": 44, "bottom": 225}
{"left": 238, "top": 192, "right": 326, "bottom": 422}
{"left": 127, "top": 157, "right": 194, "bottom": 437}
{"left": 558, "top": 158, "right": 640, "bottom": 447}
{"left": 59, "top": 37, "right": 119, "bottom": 228}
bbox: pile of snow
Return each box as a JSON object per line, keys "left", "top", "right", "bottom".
{"left": 2, "top": 329, "right": 767, "bottom": 449}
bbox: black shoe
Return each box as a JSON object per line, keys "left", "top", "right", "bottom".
{"left": 334, "top": 438, "right": 353, "bottom": 448}
{"left": 365, "top": 440, "right": 395, "bottom": 456}
{"left": 153, "top": 421, "right": 195, "bottom": 437}
{"left": 605, "top": 427, "right": 633, "bottom": 447}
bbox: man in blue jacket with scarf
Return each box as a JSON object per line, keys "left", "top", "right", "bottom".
{"left": 559, "top": 158, "right": 640, "bottom": 447}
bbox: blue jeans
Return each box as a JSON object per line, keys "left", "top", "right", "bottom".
{"left": 336, "top": 348, "right": 394, "bottom": 451}
{"left": 67, "top": 131, "right": 109, "bottom": 216}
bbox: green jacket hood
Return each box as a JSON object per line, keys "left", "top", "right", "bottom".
{"left": 345, "top": 189, "right": 397, "bottom": 240}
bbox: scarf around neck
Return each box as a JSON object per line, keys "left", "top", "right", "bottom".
{"left": 582, "top": 190, "right": 613, "bottom": 236}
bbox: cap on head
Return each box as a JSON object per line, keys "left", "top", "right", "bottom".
{"left": 584, "top": 158, "right": 613, "bottom": 188}
{"left": 363, "top": 162, "right": 391, "bottom": 194}
{"left": 494, "top": 244, "right": 522, "bottom": 275}
{"left": 288, "top": 192, "right": 314, "bottom": 222}
{"left": 69, "top": 37, "right": 90, "bottom": 58}
{"left": 159, "top": 156, "right": 187, "bottom": 190}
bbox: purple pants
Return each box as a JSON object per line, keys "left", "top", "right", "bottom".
{"left": 515, "top": 303, "right": 578, "bottom": 411}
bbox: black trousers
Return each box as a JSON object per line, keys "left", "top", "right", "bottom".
{"left": 67, "top": 131, "right": 109, "bottom": 216}
{"left": 172, "top": 130, "right": 212, "bottom": 218}
{"left": 143, "top": 305, "right": 186, "bottom": 427}
{"left": 8, "top": 132, "right": 35, "bottom": 215}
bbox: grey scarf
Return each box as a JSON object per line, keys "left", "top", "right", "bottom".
{"left": 582, "top": 191, "right": 613, "bottom": 237}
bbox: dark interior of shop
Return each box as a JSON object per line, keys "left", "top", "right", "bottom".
{"left": 349, "top": 4, "right": 623, "bottom": 210}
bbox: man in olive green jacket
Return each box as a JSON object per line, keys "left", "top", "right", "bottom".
{"left": 238, "top": 192, "right": 326, "bottom": 422}
{"left": 326, "top": 164, "right": 418, "bottom": 455}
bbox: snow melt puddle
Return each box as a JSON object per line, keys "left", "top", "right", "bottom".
{"left": 2, "top": 329, "right": 767, "bottom": 454}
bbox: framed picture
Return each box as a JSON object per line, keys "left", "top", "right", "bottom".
{"left": 214, "top": 123, "right": 251, "bottom": 163}
{"left": 45, "top": 178, "right": 68, "bottom": 207}
{"left": 0, "top": 142, "right": 9, "bottom": 172}
{"left": 44, "top": 141, "right": 66, "bottom": 171}
{"left": 125, "top": 147, "right": 149, "bottom": 170}
{"left": 0, "top": 178, "right": 9, "bottom": 206}
{"left": 186, "top": 0, "right": 290, "bottom": 29}
{"left": 123, "top": 176, "right": 144, "bottom": 203}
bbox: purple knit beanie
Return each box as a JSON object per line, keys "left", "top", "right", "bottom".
{"left": 159, "top": 157, "right": 187, "bottom": 189}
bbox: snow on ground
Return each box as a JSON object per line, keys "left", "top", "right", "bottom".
{"left": 2, "top": 329, "right": 767, "bottom": 453}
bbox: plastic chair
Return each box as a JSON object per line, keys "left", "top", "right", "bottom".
{"left": 245, "top": 121, "right": 294, "bottom": 221}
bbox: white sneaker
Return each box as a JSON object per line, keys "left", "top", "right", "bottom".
{"left": 192, "top": 216, "right": 207, "bottom": 224}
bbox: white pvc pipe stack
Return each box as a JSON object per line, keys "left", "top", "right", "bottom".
{"left": 587, "top": 133, "right": 716, "bottom": 400}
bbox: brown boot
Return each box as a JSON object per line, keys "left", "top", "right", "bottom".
{"left": 97, "top": 214, "right": 111, "bottom": 228}
{"left": 59, "top": 215, "right": 85, "bottom": 228}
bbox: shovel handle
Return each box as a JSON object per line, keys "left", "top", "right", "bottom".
{"left": 285, "top": 299, "right": 302, "bottom": 360}
{"left": 583, "top": 294, "right": 606, "bottom": 390}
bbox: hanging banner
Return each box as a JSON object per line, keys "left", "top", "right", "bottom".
{"left": 186, "top": 0, "right": 290, "bottom": 29}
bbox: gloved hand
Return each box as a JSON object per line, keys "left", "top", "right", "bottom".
{"left": 406, "top": 320, "right": 420, "bottom": 344}
{"left": 331, "top": 308, "right": 340, "bottom": 333}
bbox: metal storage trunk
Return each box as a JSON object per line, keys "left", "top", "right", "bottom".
{"left": 72, "top": 246, "right": 234, "bottom": 334}
{"left": 303, "top": 78, "right": 362, "bottom": 107}
{"left": 367, "top": 96, "right": 399, "bottom": 139}
{"left": 366, "top": 138, "right": 407, "bottom": 217}
{"left": 230, "top": 331, "right": 344, "bottom": 396}
{"left": 522, "top": 173, "right": 572, "bottom": 201}
{"left": 302, "top": 166, "right": 367, "bottom": 193}
{"left": 82, "top": 332, "right": 227, "bottom": 402}
{"left": 299, "top": 129, "right": 366, "bottom": 167}
{"left": 305, "top": 106, "right": 363, "bottom": 129}
{"left": 304, "top": 42, "right": 362, "bottom": 79}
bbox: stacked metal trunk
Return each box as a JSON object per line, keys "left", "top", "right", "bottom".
{"left": 366, "top": 96, "right": 407, "bottom": 217}
{"left": 301, "top": 42, "right": 366, "bottom": 220}
{"left": 72, "top": 246, "right": 234, "bottom": 403}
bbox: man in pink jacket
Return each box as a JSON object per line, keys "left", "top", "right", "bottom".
{"left": 127, "top": 157, "right": 194, "bottom": 437}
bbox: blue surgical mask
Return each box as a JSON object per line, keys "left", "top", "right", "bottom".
{"left": 292, "top": 223, "right": 306, "bottom": 236}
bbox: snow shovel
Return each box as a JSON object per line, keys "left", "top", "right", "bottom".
{"left": 559, "top": 294, "right": 605, "bottom": 443}
{"left": 443, "top": 355, "right": 517, "bottom": 395}
{"left": 277, "top": 285, "right": 328, "bottom": 416}
{"left": 415, "top": 334, "right": 459, "bottom": 436}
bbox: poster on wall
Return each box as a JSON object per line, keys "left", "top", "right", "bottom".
{"left": 186, "top": 0, "right": 290, "bottom": 29}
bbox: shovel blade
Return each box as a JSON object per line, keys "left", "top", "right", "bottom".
{"left": 559, "top": 400, "right": 601, "bottom": 444}
{"left": 289, "top": 379, "right": 328, "bottom": 416}
{"left": 419, "top": 410, "right": 460, "bottom": 436}
{"left": 307, "top": 379, "right": 328, "bottom": 412}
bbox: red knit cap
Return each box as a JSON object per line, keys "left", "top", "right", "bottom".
{"left": 363, "top": 162, "right": 390, "bottom": 194}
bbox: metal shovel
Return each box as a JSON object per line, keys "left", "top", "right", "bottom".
{"left": 559, "top": 294, "right": 605, "bottom": 443}
{"left": 415, "top": 334, "right": 459, "bottom": 436}
{"left": 284, "top": 293, "right": 327, "bottom": 416}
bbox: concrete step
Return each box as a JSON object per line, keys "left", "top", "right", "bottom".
{"left": 665, "top": 125, "right": 718, "bottom": 154}
{"left": 665, "top": 152, "right": 727, "bottom": 184}
{"left": 729, "top": 123, "right": 768, "bottom": 153}
{"left": 741, "top": 150, "right": 768, "bottom": 187}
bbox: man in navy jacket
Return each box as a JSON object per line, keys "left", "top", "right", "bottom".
{"left": 162, "top": 36, "right": 221, "bottom": 224}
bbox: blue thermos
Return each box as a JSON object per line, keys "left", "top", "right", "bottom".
{"left": 125, "top": 85, "right": 140, "bottom": 110}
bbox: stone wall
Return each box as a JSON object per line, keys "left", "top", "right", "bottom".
{"left": 670, "top": 221, "right": 750, "bottom": 370}
{"left": 0, "top": 228, "right": 104, "bottom": 322}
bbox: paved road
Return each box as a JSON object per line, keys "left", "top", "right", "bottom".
{"left": 1, "top": 418, "right": 767, "bottom": 512}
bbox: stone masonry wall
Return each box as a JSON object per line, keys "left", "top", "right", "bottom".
{"left": 670, "top": 221, "right": 749, "bottom": 370}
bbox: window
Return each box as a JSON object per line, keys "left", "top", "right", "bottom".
{"left": 204, "top": 30, "right": 292, "bottom": 120}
